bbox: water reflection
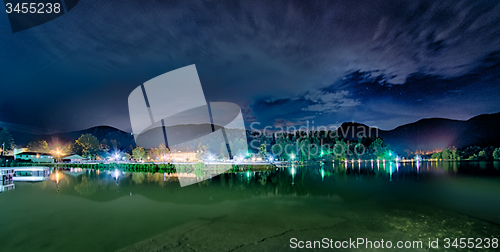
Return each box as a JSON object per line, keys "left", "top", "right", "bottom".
{"left": 4, "top": 162, "right": 500, "bottom": 203}
{"left": 1, "top": 162, "right": 499, "bottom": 252}
{"left": 49, "top": 170, "right": 64, "bottom": 192}
{"left": 12, "top": 167, "right": 49, "bottom": 182}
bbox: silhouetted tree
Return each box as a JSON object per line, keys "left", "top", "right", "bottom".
{"left": 27, "top": 139, "right": 50, "bottom": 153}
{"left": 0, "top": 127, "right": 14, "bottom": 154}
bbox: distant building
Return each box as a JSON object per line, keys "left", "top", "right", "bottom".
{"left": 170, "top": 151, "right": 197, "bottom": 162}
{"left": 14, "top": 152, "right": 54, "bottom": 163}
{"left": 61, "top": 154, "right": 88, "bottom": 163}
{"left": 13, "top": 148, "right": 28, "bottom": 155}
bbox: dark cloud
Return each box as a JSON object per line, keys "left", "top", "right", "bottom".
{"left": 0, "top": 0, "right": 499, "bottom": 132}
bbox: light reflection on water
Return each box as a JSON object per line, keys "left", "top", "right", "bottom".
{"left": 0, "top": 162, "right": 499, "bottom": 252}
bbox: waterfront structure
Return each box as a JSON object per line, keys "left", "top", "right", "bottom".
{"left": 14, "top": 152, "right": 54, "bottom": 163}
{"left": 170, "top": 151, "right": 197, "bottom": 162}
{"left": 13, "top": 167, "right": 50, "bottom": 182}
{"left": 13, "top": 148, "right": 28, "bottom": 155}
{"left": 61, "top": 154, "right": 88, "bottom": 163}
{"left": 0, "top": 168, "right": 15, "bottom": 192}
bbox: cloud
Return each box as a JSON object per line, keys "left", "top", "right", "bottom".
{"left": 1, "top": 0, "right": 500, "bottom": 132}
{"left": 273, "top": 119, "right": 301, "bottom": 128}
{"left": 302, "top": 90, "right": 361, "bottom": 113}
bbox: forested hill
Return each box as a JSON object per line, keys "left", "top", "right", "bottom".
{"left": 8, "top": 112, "right": 500, "bottom": 155}
{"left": 329, "top": 112, "right": 500, "bottom": 154}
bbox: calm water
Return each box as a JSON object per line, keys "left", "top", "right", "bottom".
{"left": 1, "top": 162, "right": 500, "bottom": 251}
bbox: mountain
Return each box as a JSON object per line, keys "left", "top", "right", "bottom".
{"left": 9, "top": 112, "right": 500, "bottom": 155}
{"left": 336, "top": 112, "right": 500, "bottom": 154}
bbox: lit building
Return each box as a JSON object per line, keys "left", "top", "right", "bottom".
{"left": 13, "top": 148, "right": 28, "bottom": 155}
{"left": 61, "top": 154, "right": 88, "bottom": 163}
{"left": 14, "top": 152, "right": 54, "bottom": 163}
{"left": 170, "top": 151, "right": 197, "bottom": 162}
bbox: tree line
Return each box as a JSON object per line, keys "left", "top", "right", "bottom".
{"left": 5, "top": 125, "right": 500, "bottom": 162}
{"left": 431, "top": 146, "right": 500, "bottom": 161}
{"left": 248, "top": 130, "right": 397, "bottom": 162}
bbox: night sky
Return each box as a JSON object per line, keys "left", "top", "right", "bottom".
{"left": 1, "top": 0, "right": 500, "bottom": 134}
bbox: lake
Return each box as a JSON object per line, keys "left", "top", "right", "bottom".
{"left": 1, "top": 161, "right": 499, "bottom": 251}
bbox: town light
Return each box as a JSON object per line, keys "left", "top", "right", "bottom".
{"left": 55, "top": 148, "right": 62, "bottom": 162}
